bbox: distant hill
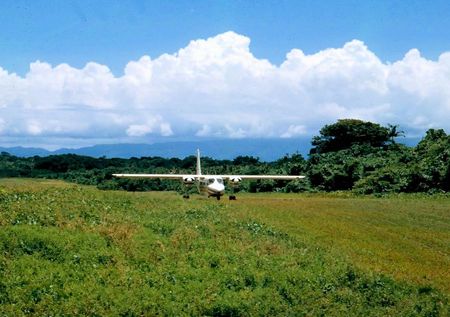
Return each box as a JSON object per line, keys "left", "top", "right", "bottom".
{"left": 0, "top": 137, "right": 420, "bottom": 161}
{"left": 0, "top": 146, "right": 51, "bottom": 157}
{"left": 0, "top": 138, "right": 312, "bottom": 161}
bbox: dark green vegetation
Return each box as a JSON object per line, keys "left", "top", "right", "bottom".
{"left": 0, "top": 179, "right": 448, "bottom": 316}
{"left": 308, "top": 120, "right": 450, "bottom": 193}
{"left": 310, "top": 119, "right": 401, "bottom": 154}
{"left": 1, "top": 119, "right": 449, "bottom": 194}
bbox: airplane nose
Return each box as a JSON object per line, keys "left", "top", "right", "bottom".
{"left": 210, "top": 183, "right": 225, "bottom": 193}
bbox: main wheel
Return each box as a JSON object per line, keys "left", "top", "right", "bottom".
{"left": 183, "top": 194, "right": 190, "bottom": 199}
{"left": 216, "top": 196, "right": 220, "bottom": 200}
{"left": 229, "top": 195, "right": 236, "bottom": 200}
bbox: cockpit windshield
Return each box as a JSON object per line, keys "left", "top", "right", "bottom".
{"left": 207, "top": 178, "right": 223, "bottom": 184}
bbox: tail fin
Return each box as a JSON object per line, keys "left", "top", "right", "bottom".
{"left": 196, "top": 149, "right": 202, "bottom": 176}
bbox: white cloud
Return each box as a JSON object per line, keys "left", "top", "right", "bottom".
{"left": 1, "top": 31, "right": 450, "bottom": 148}
{"left": 126, "top": 124, "right": 153, "bottom": 137}
{"left": 126, "top": 117, "right": 173, "bottom": 137}
{"left": 159, "top": 123, "right": 173, "bottom": 137}
{"left": 281, "top": 125, "right": 307, "bottom": 138}
{"left": 27, "top": 121, "right": 43, "bottom": 135}
{"left": 195, "top": 125, "right": 213, "bottom": 137}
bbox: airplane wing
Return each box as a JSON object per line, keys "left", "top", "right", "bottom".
{"left": 112, "top": 174, "right": 305, "bottom": 180}
{"left": 217, "top": 175, "right": 305, "bottom": 180}
{"left": 112, "top": 174, "right": 196, "bottom": 179}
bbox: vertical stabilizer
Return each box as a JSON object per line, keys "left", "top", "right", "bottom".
{"left": 196, "top": 149, "right": 202, "bottom": 176}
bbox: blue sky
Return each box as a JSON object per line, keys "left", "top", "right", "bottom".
{"left": 2, "top": 0, "right": 450, "bottom": 75}
{"left": 1, "top": 0, "right": 450, "bottom": 149}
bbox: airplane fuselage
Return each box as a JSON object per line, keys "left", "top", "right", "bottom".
{"left": 198, "top": 177, "right": 226, "bottom": 198}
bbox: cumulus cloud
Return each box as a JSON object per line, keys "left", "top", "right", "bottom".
{"left": 126, "top": 117, "right": 173, "bottom": 137}
{"left": 281, "top": 125, "right": 307, "bottom": 138}
{"left": 1, "top": 31, "right": 450, "bottom": 148}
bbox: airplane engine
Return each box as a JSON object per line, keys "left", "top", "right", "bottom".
{"left": 183, "top": 176, "right": 196, "bottom": 185}
{"left": 228, "top": 177, "right": 242, "bottom": 184}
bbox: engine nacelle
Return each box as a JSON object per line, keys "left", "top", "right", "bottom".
{"left": 228, "top": 176, "right": 242, "bottom": 184}
{"left": 183, "top": 176, "right": 196, "bottom": 185}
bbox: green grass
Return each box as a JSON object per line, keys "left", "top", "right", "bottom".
{"left": 0, "top": 178, "right": 448, "bottom": 316}
{"left": 233, "top": 192, "right": 450, "bottom": 294}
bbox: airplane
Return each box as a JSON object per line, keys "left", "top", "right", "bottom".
{"left": 113, "top": 150, "right": 305, "bottom": 200}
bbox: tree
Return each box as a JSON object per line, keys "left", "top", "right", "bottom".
{"left": 414, "top": 129, "right": 450, "bottom": 191}
{"left": 310, "top": 119, "right": 392, "bottom": 154}
{"left": 387, "top": 124, "right": 404, "bottom": 144}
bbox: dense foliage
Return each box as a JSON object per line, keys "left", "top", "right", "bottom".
{"left": 309, "top": 124, "right": 449, "bottom": 194}
{"left": 0, "top": 119, "right": 449, "bottom": 194}
{"left": 310, "top": 119, "right": 397, "bottom": 154}
{"left": 0, "top": 152, "right": 309, "bottom": 194}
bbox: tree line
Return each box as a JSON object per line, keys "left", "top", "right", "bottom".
{"left": 1, "top": 119, "right": 449, "bottom": 194}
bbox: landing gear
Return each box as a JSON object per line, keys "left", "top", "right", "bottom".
{"left": 182, "top": 182, "right": 194, "bottom": 199}
{"left": 228, "top": 183, "right": 239, "bottom": 201}
{"left": 216, "top": 195, "right": 221, "bottom": 201}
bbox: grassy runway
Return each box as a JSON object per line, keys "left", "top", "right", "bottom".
{"left": 0, "top": 178, "right": 448, "bottom": 316}
{"left": 231, "top": 193, "right": 450, "bottom": 294}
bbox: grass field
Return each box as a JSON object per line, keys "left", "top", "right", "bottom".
{"left": 0, "top": 178, "right": 448, "bottom": 316}
{"left": 233, "top": 192, "right": 450, "bottom": 294}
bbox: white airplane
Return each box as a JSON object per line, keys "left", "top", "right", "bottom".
{"left": 113, "top": 150, "right": 305, "bottom": 200}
